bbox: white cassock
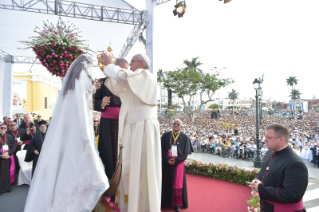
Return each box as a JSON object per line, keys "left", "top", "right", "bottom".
{"left": 103, "top": 64, "right": 162, "bottom": 212}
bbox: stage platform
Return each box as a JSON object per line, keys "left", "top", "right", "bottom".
{"left": 100, "top": 173, "right": 251, "bottom": 212}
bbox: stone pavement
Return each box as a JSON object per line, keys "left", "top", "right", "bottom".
{"left": 187, "top": 152, "right": 319, "bottom": 212}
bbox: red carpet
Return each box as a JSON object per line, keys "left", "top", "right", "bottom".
{"left": 161, "top": 173, "right": 251, "bottom": 212}
{"left": 98, "top": 173, "right": 251, "bottom": 212}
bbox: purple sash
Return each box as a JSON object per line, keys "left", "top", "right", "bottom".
{"left": 101, "top": 107, "right": 120, "bottom": 119}
{"left": 167, "top": 149, "right": 184, "bottom": 206}
{"left": 10, "top": 155, "right": 15, "bottom": 183}
{"left": 265, "top": 200, "right": 304, "bottom": 212}
{"left": 25, "top": 140, "right": 31, "bottom": 145}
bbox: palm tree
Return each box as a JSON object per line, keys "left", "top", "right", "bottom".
{"left": 183, "top": 57, "right": 203, "bottom": 72}
{"left": 228, "top": 89, "right": 239, "bottom": 115}
{"left": 157, "top": 69, "right": 164, "bottom": 82}
{"left": 289, "top": 89, "right": 302, "bottom": 102}
{"left": 286, "top": 76, "right": 298, "bottom": 90}
{"left": 286, "top": 77, "right": 298, "bottom": 110}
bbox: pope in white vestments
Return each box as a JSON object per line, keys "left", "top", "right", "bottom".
{"left": 100, "top": 53, "right": 162, "bottom": 212}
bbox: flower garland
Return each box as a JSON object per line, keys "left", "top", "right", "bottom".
{"left": 185, "top": 161, "right": 259, "bottom": 185}
{"left": 21, "top": 20, "right": 91, "bottom": 77}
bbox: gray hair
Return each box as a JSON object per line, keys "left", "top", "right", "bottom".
{"left": 115, "top": 58, "right": 128, "bottom": 66}
{"left": 172, "top": 119, "right": 183, "bottom": 125}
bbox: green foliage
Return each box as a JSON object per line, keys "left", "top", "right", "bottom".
{"left": 208, "top": 104, "right": 219, "bottom": 109}
{"left": 161, "top": 68, "right": 233, "bottom": 112}
{"left": 228, "top": 89, "right": 239, "bottom": 101}
{"left": 183, "top": 57, "right": 203, "bottom": 72}
{"left": 247, "top": 191, "right": 261, "bottom": 212}
{"left": 185, "top": 161, "right": 259, "bottom": 185}
{"left": 289, "top": 89, "right": 302, "bottom": 100}
{"left": 286, "top": 76, "right": 298, "bottom": 89}
{"left": 157, "top": 69, "right": 164, "bottom": 82}
{"left": 227, "top": 106, "right": 239, "bottom": 109}
{"left": 164, "top": 111, "right": 175, "bottom": 119}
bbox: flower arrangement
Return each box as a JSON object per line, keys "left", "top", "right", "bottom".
{"left": 185, "top": 161, "right": 259, "bottom": 185}
{"left": 21, "top": 20, "right": 91, "bottom": 77}
{"left": 246, "top": 191, "right": 260, "bottom": 212}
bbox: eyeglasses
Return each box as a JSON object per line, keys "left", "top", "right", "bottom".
{"left": 173, "top": 123, "right": 181, "bottom": 126}
{"left": 130, "top": 60, "right": 142, "bottom": 63}
{"left": 0, "top": 127, "right": 7, "bottom": 130}
{"left": 94, "top": 121, "right": 98, "bottom": 122}
{"left": 265, "top": 136, "right": 281, "bottom": 140}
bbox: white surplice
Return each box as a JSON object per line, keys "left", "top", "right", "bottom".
{"left": 24, "top": 55, "right": 109, "bottom": 212}
{"left": 103, "top": 64, "right": 162, "bottom": 212}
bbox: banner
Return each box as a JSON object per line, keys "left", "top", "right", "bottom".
{"left": 12, "top": 80, "right": 27, "bottom": 114}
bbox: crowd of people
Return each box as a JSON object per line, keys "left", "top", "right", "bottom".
{"left": 158, "top": 109, "right": 319, "bottom": 166}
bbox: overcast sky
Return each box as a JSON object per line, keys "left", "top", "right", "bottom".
{"left": 1, "top": 0, "right": 319, "bottom": 103}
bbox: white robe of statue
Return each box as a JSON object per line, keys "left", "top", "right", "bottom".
{"left": 24, "top": 55, "right": 109, "bottom": 212}
{"left": 103, "top": 64, "right": 162, "bottom": 212}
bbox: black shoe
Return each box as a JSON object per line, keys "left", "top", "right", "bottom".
{"left": 175, "top": 206, "right": 181, "bottom": 212}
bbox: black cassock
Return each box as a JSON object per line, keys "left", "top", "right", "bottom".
{"left": 161, "top": 131, "right": 193, "bottom": 209}
{"left": 6, "top": 128, "right": 27, "bottom": 175}
{"left": 23, "top": 129, "right": 37, "bottom": 150}
{"left": 0, "top": 134, "right": 16, "bottom": 193}
{"left": 94, "top": 77, "right": 121, "bottom": 180}
{"left": 255, "top": 147, "right": 308, "bottom": 212}
{"left": 25, "top": 132, "right": 45, "bottom": 177}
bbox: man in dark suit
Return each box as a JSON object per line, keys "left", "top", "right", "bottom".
{"left": 247, "top": 124, "right": 308, "bottom": 212}
{"left": 13, "top": 114, "right": 24, "bottom": 128}
{"left": 34, "top": 114, "right": 43, "bottom": 127}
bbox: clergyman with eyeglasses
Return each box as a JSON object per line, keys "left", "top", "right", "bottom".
{"left": 247, "top": 124, "right": 308, "bottom": 212}
{"left": 99, "top": 52, "right": 161, "bottom": 212}
{"left": 161, "top": 119, "right": 193, "bottom": 212}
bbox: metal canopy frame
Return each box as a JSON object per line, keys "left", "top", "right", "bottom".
{"left": 0, "top": 0, "right": 149, "bottom": 62}
{"left": 0, "top": 0, "right": 143, "bottom": 25}
{"left": 0, "top": 49, "right": 40, "bottom": 64}
{"left": 157, "top": 0, "right": 173, "bottom": 5}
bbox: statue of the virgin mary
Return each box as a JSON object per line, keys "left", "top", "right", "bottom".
{"left": 24, "top": 55, "right": 109, "bottom": 212}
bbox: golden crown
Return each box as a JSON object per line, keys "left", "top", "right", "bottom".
{"left": 97, "top": 45, "right": 117, "bottom": 69}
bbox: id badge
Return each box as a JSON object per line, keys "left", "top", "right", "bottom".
{"left": 171, "top": 145, "right": 178, "bottom": 157}
{"left": 2, "top": 144, "right": 9, "bottom": 152}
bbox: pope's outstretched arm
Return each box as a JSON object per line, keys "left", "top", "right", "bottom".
{"left": 102, "top": 64, "right": 128, "bottom": 97}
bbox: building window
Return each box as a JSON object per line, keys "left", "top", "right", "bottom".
{"left": 44, "top": 97, "right": 47, "bottom": 109}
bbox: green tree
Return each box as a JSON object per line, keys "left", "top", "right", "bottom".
{"left": 183, "top": 57, "right": 203, "bottom": 72}
{"left": 208, "top": 104, "right": 219, "bottom": 110}
{"left": 162, "top": 69, "right": 232, "bottom": 122}
{"left": 199, "top": 73, "right": 233, "bottom": 111}
{"left": 228, "top": 89, "right": 239, "bottom": 115}
{"left": 286, "top": 76, "right": 298, "bottom": 110}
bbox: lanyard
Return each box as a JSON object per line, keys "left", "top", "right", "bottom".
{"left": 11, "top": 129, "right": 20, "bottom": 138}
{"left": 172, "top": 131, "right": 180, "bottom": 145}
{"left": 0, "top": 134, "right": 7, "bottom": 145}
